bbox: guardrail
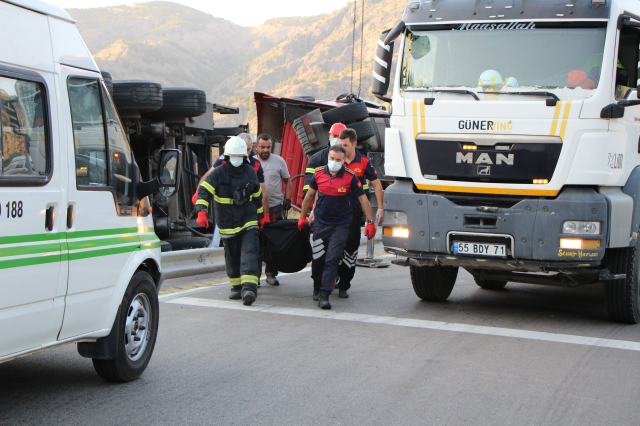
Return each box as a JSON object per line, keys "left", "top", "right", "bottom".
{"left": 161, "top": 233, "right": 382, "bottom": 280}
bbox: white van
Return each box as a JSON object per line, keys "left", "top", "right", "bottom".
{"left": 0, "top": 0, "right": 181, "bottom": 381}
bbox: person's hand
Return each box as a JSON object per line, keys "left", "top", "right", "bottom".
{"left": 309, "top": 210, "right": 315, "bottom": 223}
{"left": 376, "top": 208, "right": 384, "bottom": 226}
{"left": 364, "top": 222, "right": 376, "bottom": 240}
{"left": 258, "top": 215, "right": 270, "bottom": 229}
{"left": 282, "top": 199, "right": 291, "bottom": 211}
{"left": 192, "top": 191, "right": 198, "bottom": 205}
{"left": 196, "top": 211, "right": 209, "bottom": 228}
{"left": 297, "top": 217, "right": 308, "bottom": 231}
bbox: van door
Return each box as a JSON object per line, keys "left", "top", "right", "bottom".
{"left": 58, "top": 66, "right": 141, "bottom": 340}
{"left": 0, "top": 66, "right": 66, "bottom": 358}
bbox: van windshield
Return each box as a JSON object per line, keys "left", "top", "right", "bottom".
{"left": 401, "top": 25, "right": 607, "bottom": 98}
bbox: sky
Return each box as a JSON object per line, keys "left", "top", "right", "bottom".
{"left": 47, "top": 0, "right": 351, "bottom": 27}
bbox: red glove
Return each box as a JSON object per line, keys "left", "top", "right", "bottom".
{"left": 297, "top": 217, "right": 308, "bottom": 231}
{"left": 196, "top": 211, "right": 209, "bottom": 228}
{"left": 364, "top": 222, "right": 376, "bottom": 240}
{"left": 192, "top": 191, "right": 198, "bottom": 205}
{"left": 258, "top": 214, "right": 270, "bottom": 229}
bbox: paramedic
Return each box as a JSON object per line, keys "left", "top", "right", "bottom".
{"left": 302, "top": 122, "right": 347, "bottom": 199}
{"left": 195, "top": 137, "right": 267, "bottom": 306}
{"left": 298, "top": 144, "right": 376, "bottom": 309}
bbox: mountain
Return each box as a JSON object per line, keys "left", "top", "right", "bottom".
{"left": 67, "top": 0, "right": 405, "bottom": 130}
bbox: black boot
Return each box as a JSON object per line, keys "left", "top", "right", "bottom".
{"left": 338, "top": 289, "right": 349, "bottom": 298}
{"left": 313, "top": 291, "right": 320, "bottom": 301}
{"left": 242, "top": 290, "right": 256, "bottom": 306}
{"left": 229, "top": 286, "right": 241, "bottom": 300}
{"left": 318, "top": 292, "right": 331, "bottom": 309}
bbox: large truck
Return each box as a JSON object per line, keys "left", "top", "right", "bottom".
{"left": 373, "top": 0, "right": 640, "bottom": 323}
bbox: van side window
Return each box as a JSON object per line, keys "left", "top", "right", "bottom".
{"left": 102, "top": 85, "right": 133, "bottom": 205}
{"left": 68, "top": 78, "right": 107, "bottom": 187}
{"left": 0, "top": 77, "right": 48, "bottom": 178}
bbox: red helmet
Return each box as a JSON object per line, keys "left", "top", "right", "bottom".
{"left": 329, "top": 122, "right": 346, "bottom": 136}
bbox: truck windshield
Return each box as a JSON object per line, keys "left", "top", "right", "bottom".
{"left": 401, "top": 25, "right": 607, "bottom": 97}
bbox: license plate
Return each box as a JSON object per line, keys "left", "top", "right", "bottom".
{"left": 453, "top": 241, "right": 506, "bottom": 257}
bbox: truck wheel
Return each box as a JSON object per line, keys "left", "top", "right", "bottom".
{"left": 410, "top": 264, "right": 458, "bottom": 301}
{"left": 101, "top": 71, "right": 113, "bottom": 95}
{"left": 151, "top": 87, "right": 207, "bottom": 118}
{"left": 322, "top": 102, "right": 368, "bottom": 125}
{"left": 474, "top": 277, "right": 508, "bottom": 290}
{"left": 92, "top": 271, "right": 159, "bottom": 382}
{"left": 347, "top": 119, "right": 376, "bottom": 142}
{"left": 603, "top": 242, "right": 640, "bottom": 324}
{"left": 112, "top": 80, "right": 163, "bottom": 113}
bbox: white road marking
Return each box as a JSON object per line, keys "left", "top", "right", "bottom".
{"left": 166, "top": 297, "right": 640, "bottom": 353}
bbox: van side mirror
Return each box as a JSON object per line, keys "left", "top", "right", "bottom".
{"left": 136, "top": 149, "right": 182, "bottom": 200}
{"left": 371, "top": 30, "right": 395, "bottom": 103}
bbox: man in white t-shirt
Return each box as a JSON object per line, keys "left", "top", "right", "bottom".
{"left": 256, "top": 134, "right": 293, "bottom": 286}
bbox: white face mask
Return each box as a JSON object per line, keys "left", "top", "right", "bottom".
{"left": 328, "top": 160, "right": 342, "bottom": 172}
{"left": 229, "top": 156, "right": 244, "bottom": 167}
{"left": 329, "top": 138, "right": 340, "bottom": 147}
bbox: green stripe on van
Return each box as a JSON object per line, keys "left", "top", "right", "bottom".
{"left": 0, "top": 233, "right": 63, "bottom": 246}
{"left": 68, "top": 244, "right": 140, "bottom": 261}
{"left": 67, "top": 235, "right": 140, "bottom": 251}
{"left": 66, "top": 227, "right": 139, "bottom": 240}
{"left": 0, "top": 253, "right": 64, "bottom": 270}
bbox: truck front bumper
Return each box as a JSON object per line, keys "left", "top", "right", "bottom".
{"left": 382, "top": 180, "right": 608, "bottom": 269}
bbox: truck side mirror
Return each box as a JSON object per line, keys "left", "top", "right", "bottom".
{"left": 372, "top": 30, "right": 395, "bottom": 103}
{"left": 136, "top": 149, "right": 182, "bottom": 200}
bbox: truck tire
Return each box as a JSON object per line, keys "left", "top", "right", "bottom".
{"left": 603, "top": 242, "right": 640, "bottom": 324}
{"left": 322, "top": 102, "right": 368, "bottom": 125}
{"left": 101, "top": 71, "right": 113, "bottom": 95}
{"left": 152, "top": 87, "right": 207, "bottom": 118}
{"left": 347, "top": 119, "right": 376, "bottom": 142}
{"left": 410, "top": 264, "right": 458, "bottom": 301}
{"left": 112, "top": 80, "right": 163, "bottom": 113}
{"left": 474, "top": 277, "right": 508, "bottom": 290}
{"left": 92, "top": 271, "right": 159, "bottom": 382}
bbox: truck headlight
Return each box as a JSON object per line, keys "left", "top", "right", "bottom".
{"left": 562, "top": 221, "right": 600, "bottom": 235}
{"left": 383, "top": 210, "right": 407, "bottom": 225}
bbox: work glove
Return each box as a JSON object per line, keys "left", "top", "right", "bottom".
{"left": 364, "top": 222, "right": 376, "bottom": 240}
{"left": 192, "top": 191, "right": 198, "bottom": 205}
{"left": 196, "top": 211, "right": 209, "bottom": 228}
{"left": 282, "top": 199, "right": 291, "bottom": 211}
{"left": 258, "top": 215, "right": 270, "bottom": 229}
{"left": 297, "top": 216, "right": 308, "bottom": 231}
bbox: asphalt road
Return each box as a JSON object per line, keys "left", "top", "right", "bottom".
{"left": 2, "top": 251, "right": 640, "bottom": 425}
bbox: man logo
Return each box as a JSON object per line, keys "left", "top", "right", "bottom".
{"left": 477, "top": 166, "right": 491, "bottom": 175}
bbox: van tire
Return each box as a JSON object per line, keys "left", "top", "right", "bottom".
{"left": 322, "top": 102, "right": 369, "bottom": 125}
{"left": 112, "top": 81, "right": 163, "bottom": 113}
{"left": 410, "top": 264, "right": 458, "bottom": 301}
{"left": 347, "top": 119, "right": 376, "bottom": 142}
{"left": 474, "top": 277, "right": 508, "bottom": 290}
{"left": 101, "top": 71, "right": 113, "bottom": 95}
{"left": 151, "top": 87, "right": 207, "bottom": 118}
{"left": 603, "top": 242, "right": 640, "bottom": 324}
{"left": 92, "top": 271, "right": 159, "bottom": 382}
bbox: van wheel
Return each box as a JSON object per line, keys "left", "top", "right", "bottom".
{"left": 346, "top": 119, "right": 376, "bottom": 142}
{"left": 112, "top": 80, "right": 163, "bottom": 113}
{"left": 92, "top": 271, "right": 159, "bottom": 382}
{"left": 321, "top": 102, "right": 368, "bottom": 125}
{"left": 603, "top": 242, "right": 640, "bottom": 324}
{"left": 150, "top": 87, "right": 207, "bottom": 118}
{"left": 474, "top": 277, "right": 508, "bottom": 290}
{"left": 410, "top": 264, "right": 458, "bottom": 301}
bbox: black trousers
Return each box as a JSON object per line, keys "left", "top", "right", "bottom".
{"left": 225, "top": 228, "right": 260, "bottom": 294}
{"left": 312, "top": 222, "right": 350, "bottom": 294}
{"left": 258, "top": 204, "right": 285, "bottom": 279}
{"left": 337, "top": 210, "right": 363, "bottom": 290}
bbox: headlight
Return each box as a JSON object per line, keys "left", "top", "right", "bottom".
{"left": 562, "top": 221, "right": 600, "bottom": 235}
{"left": 383, "top": 210, "right": 407, "bottom": 225}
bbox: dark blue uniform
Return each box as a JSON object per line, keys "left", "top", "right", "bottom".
{"left": 309, "top": 165, "right": 364, "bottom": 294}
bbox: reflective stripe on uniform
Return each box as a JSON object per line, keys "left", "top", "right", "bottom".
{"left": 195, "top": 199, "right": 209, "bottom": 208}
{"left": 200, "top": 181, "right": 215, "bottom": 195}
{"left": 305, "top": 168, "right": 316, "bottom": 174}
{"left": 214, "top": 195, "right": 234, "bottom": 204}
{"left": 219, "top": 221, "right": 259, "bottom": 235}
{"left": 230, "top": 277, "right": 241, "bottom": 286}
{"left": 363, "top": 184, "right": 369, "bottom": 190}
{"left": 241, "top": 275, "right": 259, "bottom": 285}
{"left": 303, "top": 185, "right": 310, "bottom": 191}
{"left": 251, "top": 187, "right": 262, "bottom": 199}
{"left": 257, "top": 207, "right": 264, "bottom": 214}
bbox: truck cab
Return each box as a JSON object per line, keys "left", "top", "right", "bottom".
{"left": 374, "top": 0, "right": 640, "bottom": 323}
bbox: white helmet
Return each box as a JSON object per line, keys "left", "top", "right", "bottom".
{"left": 224, "top": 137, "right": 248, "bottom": 157}
{"left": 478, "top": 70, "right": 504, "bottom": 91}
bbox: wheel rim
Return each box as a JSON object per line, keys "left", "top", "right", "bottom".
{"left": 124, "top": 293, "right": 152, "bottom": 362}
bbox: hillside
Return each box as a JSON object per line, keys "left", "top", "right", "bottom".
{"left": 67, "top": 0, "right": 404, "bottom": 131}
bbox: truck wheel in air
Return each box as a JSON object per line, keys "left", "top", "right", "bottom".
{"left": 92, "top": 271, "right": 160, "bottom": 382}
{"left": 410, "top": 264, "right": 458, "bottom": 301}
{"left": 150, "top": 87, "right": 207, "bottom": 118}
{"left": 112, "top": 80, "right": 163, "bottom": 113}
{"left": 347, "top": 119, "right": 376, "bottom": 142}
{"left": 101, "top": 71, "right": 113, "bottom": 95}
{"left": 603, "top": 242, "right": 640, "bottom": 324}
{"left": 474, "top": 276, "right": 508, "bottom": 290}
{"left": 321, "top": 101, "right": 369, "bottom": 125}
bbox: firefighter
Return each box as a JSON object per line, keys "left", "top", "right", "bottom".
{"left": 195, "top": 137, "right": 268, "bottom": 305}
{"left": 337, "top": 128, "right": 384, "bottom": 298}
{"left": 302, "top": 122, "right": 347, "bottom": 199}
{"left": 298, "top": 144, "right": 376, "bottom": 309}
